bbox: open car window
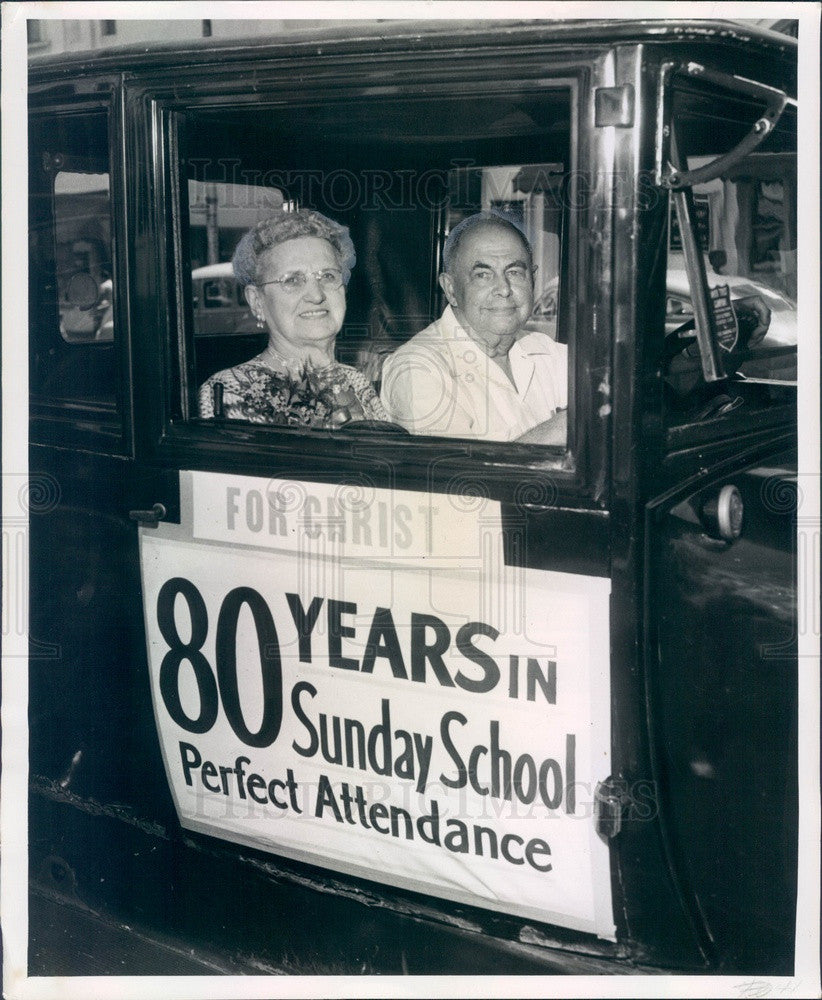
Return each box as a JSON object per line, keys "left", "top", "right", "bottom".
{"left": 178, "top": 86, "right": 572, "bottom": 450}
{"left": 663, "top": 76, "right": 797, "bottom": 425}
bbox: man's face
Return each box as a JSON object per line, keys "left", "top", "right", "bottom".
{"left": 439, "top": 222, "right": 534, "bottom": 356}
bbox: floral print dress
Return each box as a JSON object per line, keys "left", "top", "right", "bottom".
{"left": 198, "top": 356, "right": 388, "bottom": 428}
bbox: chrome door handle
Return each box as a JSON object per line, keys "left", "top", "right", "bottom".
{"left": 129, "top": 503, "right": 167, "bottom": 527}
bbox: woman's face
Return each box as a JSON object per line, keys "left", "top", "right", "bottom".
{"left": 246, "top": 236, "right": 346, "bottom": 355}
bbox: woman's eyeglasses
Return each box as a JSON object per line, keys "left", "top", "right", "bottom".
{"left": 259, "top": 268, "right": 343, "bottom": 294}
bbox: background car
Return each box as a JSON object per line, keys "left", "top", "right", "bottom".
{"left": 665, "top": 262, "right": 797, "bottom": 347}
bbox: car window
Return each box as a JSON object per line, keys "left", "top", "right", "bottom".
{"left": 178, "top": 86, "right": 572, "bottom": 448}
{"left": 663, "top": 79, "right": 797, "bottom": 423}
{"left": 29, "top": 109, "right": 120, "bottom": 410}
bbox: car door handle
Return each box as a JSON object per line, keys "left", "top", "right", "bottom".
{"left": 129, "top": 503, "right": 167, "bottom": 527}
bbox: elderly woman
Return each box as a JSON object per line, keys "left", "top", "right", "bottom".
{"left": 199, "top": 209, "right": 387, "bottom": 427}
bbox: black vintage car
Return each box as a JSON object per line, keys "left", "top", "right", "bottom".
{"left": 20, "top": 15, "right": 808, "bottom": 985}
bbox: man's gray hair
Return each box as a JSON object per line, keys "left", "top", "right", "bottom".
{"left": 442, "top": 211, "right": 533, "bottom": 273}
{"left": 232, "top": 208, "right": 356, "bottom": 287}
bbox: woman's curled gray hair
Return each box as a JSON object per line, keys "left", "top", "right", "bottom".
{"left": 232, "top": 209, "right": 356, "bottom": 287}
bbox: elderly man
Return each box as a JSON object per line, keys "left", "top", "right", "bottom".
{"left": 380, "top": 212, "right": 567, "bottom": 444}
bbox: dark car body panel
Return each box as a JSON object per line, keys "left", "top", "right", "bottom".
{"left": 26, "top": 18, "right": 798, "bottom": 977}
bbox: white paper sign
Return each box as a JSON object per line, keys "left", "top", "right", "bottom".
{"left": 140, "top": 471, "right": 614, "bottom": 939}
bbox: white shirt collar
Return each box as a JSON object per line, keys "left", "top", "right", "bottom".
{"left": 440, "top": 305, "right": 540, "bottom": 397}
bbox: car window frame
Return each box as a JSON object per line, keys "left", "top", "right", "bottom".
{"left": 28, "top": 93, "right": 133, "bottom": 456}
{"left": 656, "top": 72, "right": 798, "bottom": 450}
{"left": 127, "top": 64, "right": 605, "bottom": 506}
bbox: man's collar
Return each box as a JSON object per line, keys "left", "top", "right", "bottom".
{"left": 440, "top": 305, "right": 475, "bottom": 345}
{"left": 441, "top": 305, "right": 539, "bottom": 395}
{"left": 515, "top": 331, "right": 560, "bottom": 356}
{"left": 442, "top": 305, "right": 554, "bottom": 357}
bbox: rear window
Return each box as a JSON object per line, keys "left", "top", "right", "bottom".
{"left": 29, "top": 109, "right": 118, "bottom": 406}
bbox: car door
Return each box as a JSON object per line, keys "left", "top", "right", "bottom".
{"left": 128, "top": 48, "right": 625, "bottom": 952}
{"left": 639, "top": 50, "right": 799, "bottom": 974}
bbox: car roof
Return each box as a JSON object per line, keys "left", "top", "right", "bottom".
{"left": 191, "top": 262, "right": 236, "bottom": 280}
{"left": 30, "top": 19, "right": 796, "bottom": 78}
